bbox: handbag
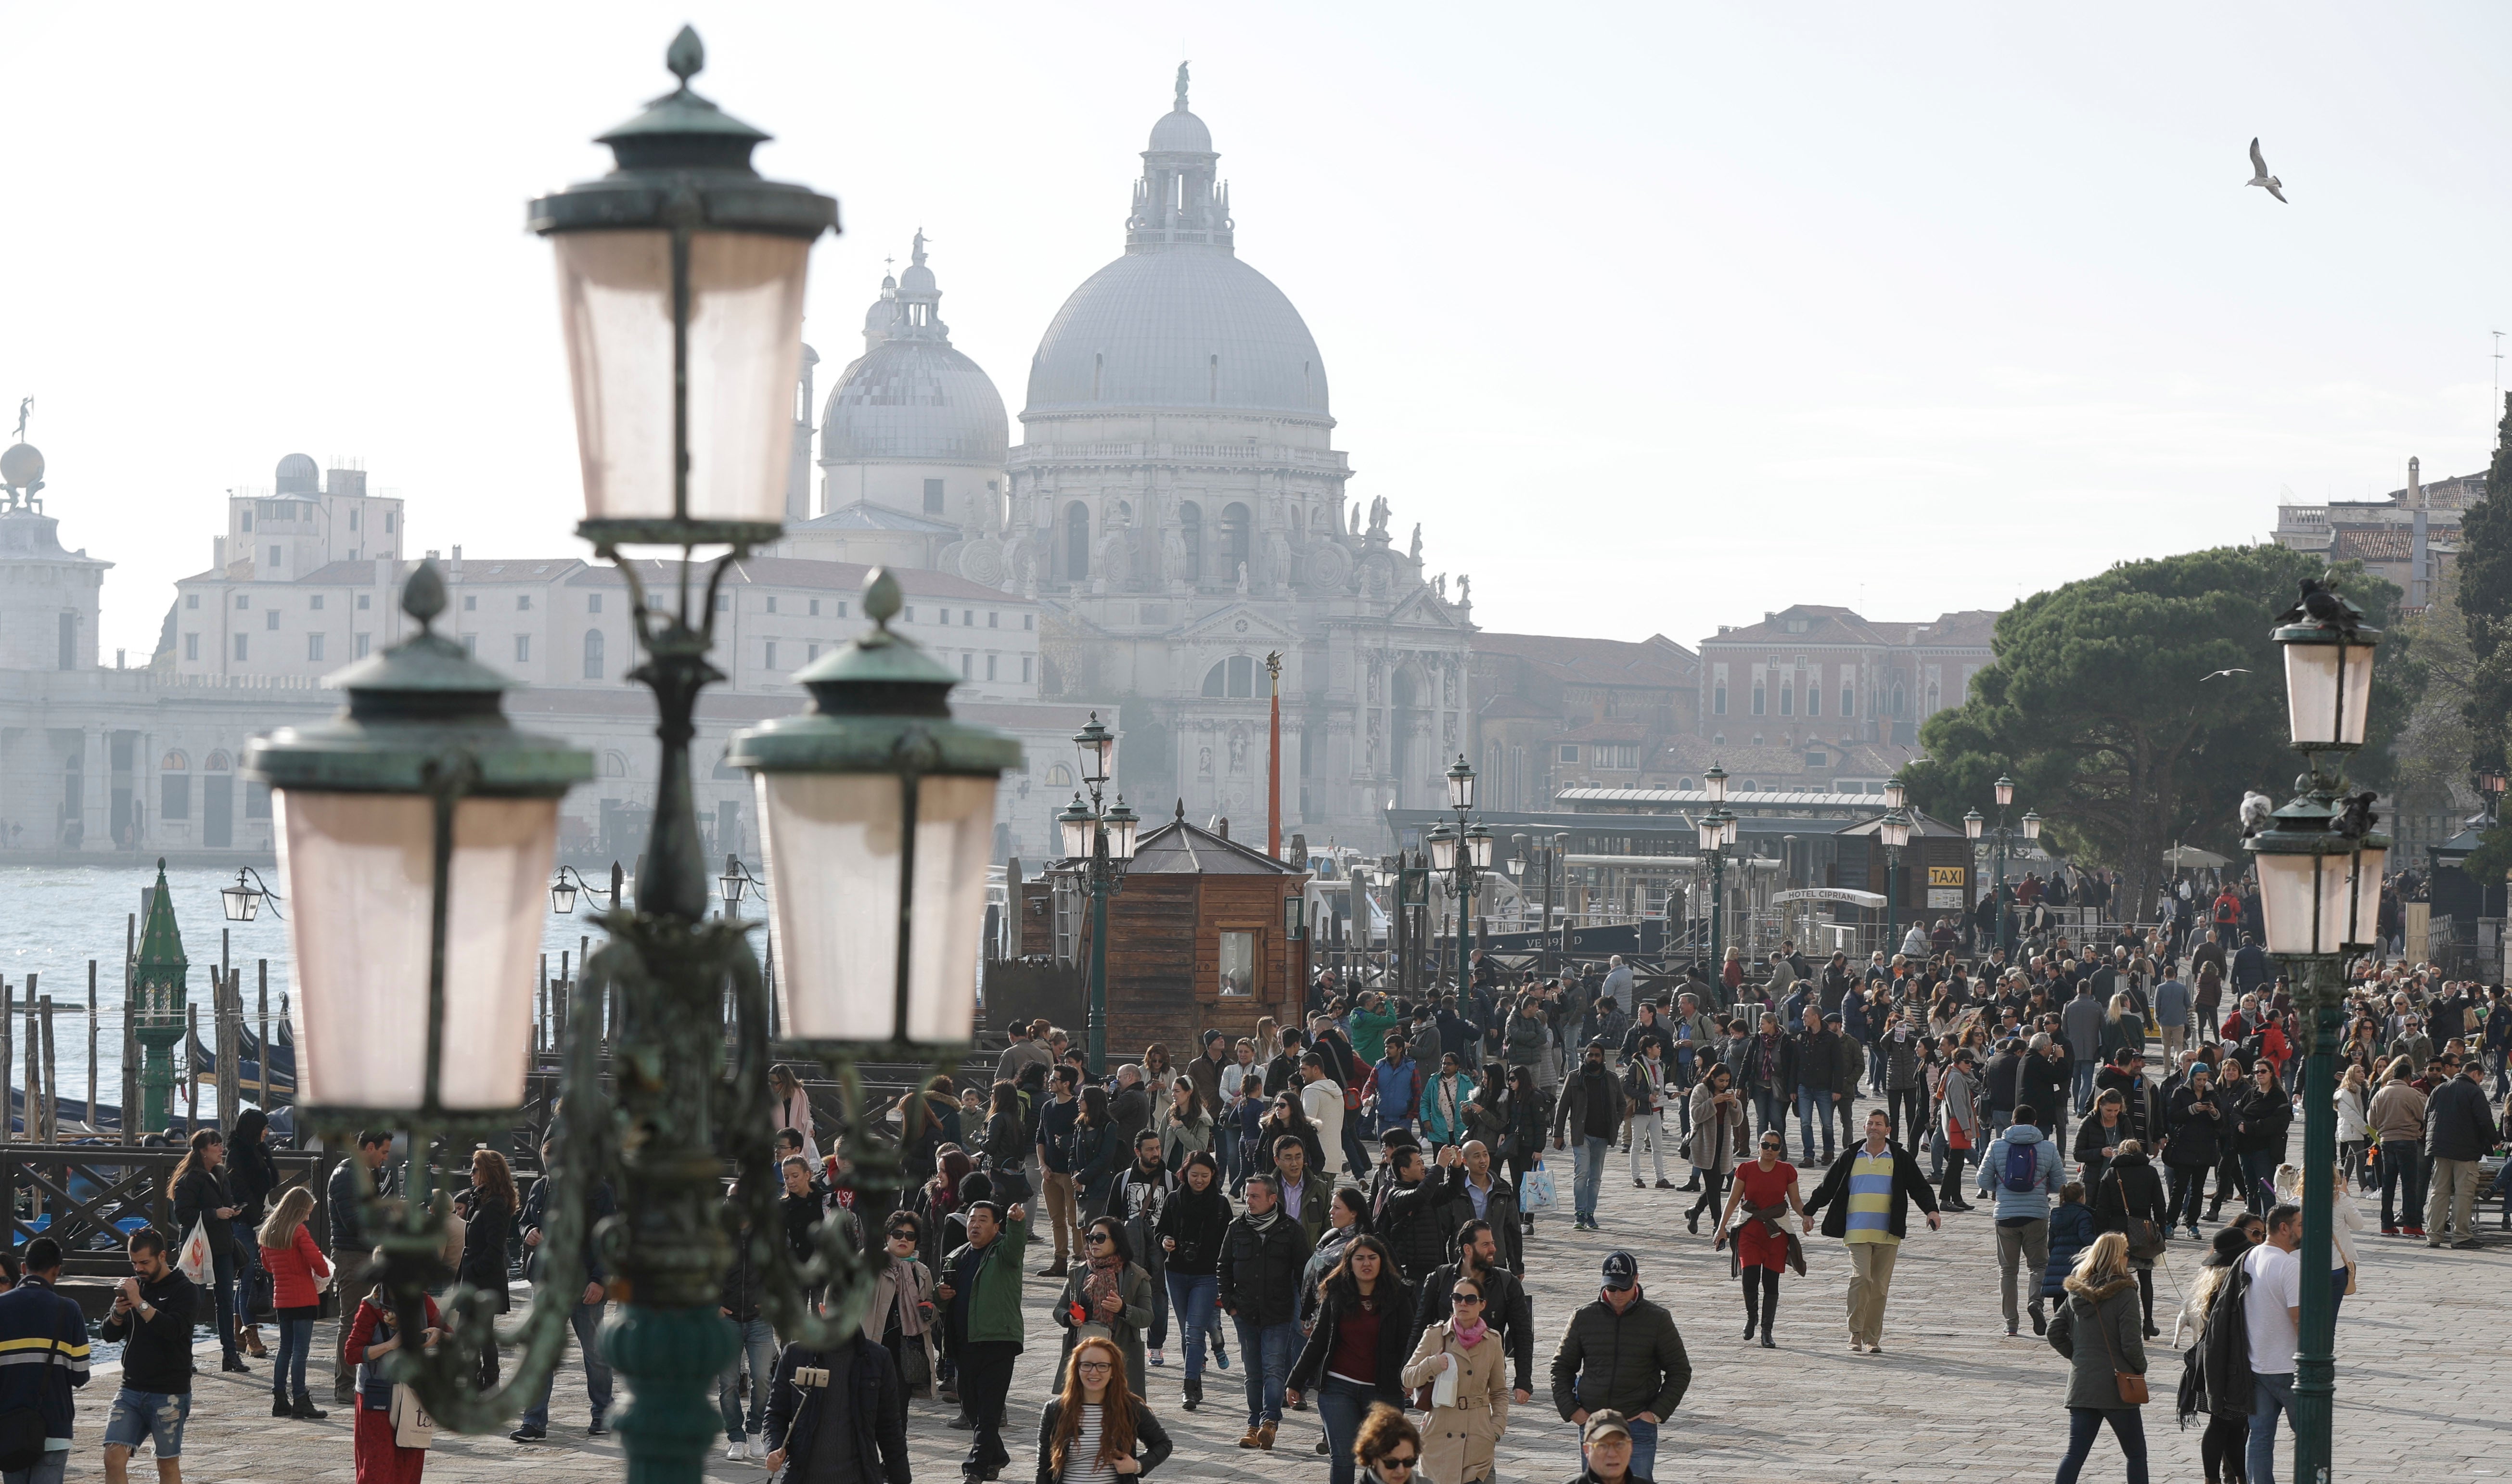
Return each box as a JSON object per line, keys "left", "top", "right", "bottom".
{"left": 2092, "top": 1299, "right": 2149, "bottom": 1406}
{"left": 1521, "top": 1161, "right": 1557, "bottom": 1213}
{"left": 2124, "top": 1217, "right": 2166, "bottom": 1263}
{"left": 389, "top": 1382, "right": 436, "bottom": 1450}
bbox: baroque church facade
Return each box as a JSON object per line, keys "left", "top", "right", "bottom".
{"left": 807, "top": 66, "right": 1475, "bottom": 846}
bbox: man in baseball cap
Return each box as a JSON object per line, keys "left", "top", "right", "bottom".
{"left": 1549, "top": 1253, "right": 1689, "bottom": 1480}
{"left": 1574, "top": 1410, "right": 1648, "bottom": 1484}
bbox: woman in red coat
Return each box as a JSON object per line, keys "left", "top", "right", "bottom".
{"left": 256, "top": 1187, "right": 333, "bottom": 1418}
{"left": 346, "top": 1278, "right": 443, "bottom": 1484}
{"left": 1713, "top": 1129, "right": 1806, "bottom": 1348}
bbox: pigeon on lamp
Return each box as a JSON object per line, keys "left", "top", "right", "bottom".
{"left": 2247, "top": 139, "right": 2287, "bottom": 203}
{"left": 2333, "top": 792, "right": 2379, "bottom": 840}
{"left": 2240, "top": 791, "right": 2275, "bottom": 837}
{"left": 2273, "top": 576, "right": 2358, "bottom": 637}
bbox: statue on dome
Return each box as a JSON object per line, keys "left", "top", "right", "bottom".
{"left": 1176, "top": 61, "right": 1190, "bottom": 109}
{"left": 12, "top": 397, "right": 28, "bottom": 443}
{"left": 1409, "top": 524, "right": 1423, "bottom": 563}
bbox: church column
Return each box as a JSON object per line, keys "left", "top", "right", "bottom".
{"left": 79, "top": 723, "right": 108, "bottom": 853}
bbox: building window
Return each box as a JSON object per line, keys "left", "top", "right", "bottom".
{"left": 514, "top": 634, "right": 530, "bottom": 663}
{"left": 309, "top": 595, "right": 324, "bottom": 611}
{"left": 986, "top": 654, "right": 998, "bottom": 681}
{"left": 1559, "top": 744, "right": 1580, "bottom": 763}
{"left": 307, "top": 633, "right": 325, "bottom": 662}
{"left": 584, "top": 629, "right": 605, "bottom": 679}
{"left": 1893, "top": 687, "right": 1906, "bottom": 717}
{"left": 807, "top": 643, "right": 819, "bottom": 661}
{"left": 589, "top": 593, "right": 603, "bottom": 614}
{"left": 765, "top": 640, "right": 778, "bottom": 670}
{"left": 1203, "top": 655, "right": 1257, "bottom": 698}
{"left": 1713, "top": 685, "right": 1726, "bottom": 715}
{"left": 924, "top": 478, "right": 946, "bottom": 514}
{"left": 234, "top": 634, "right": 248, "bottom": 660}
{"left": 716, "top": 593, "right": 730, "bottom": 613}
{"left": 1752, "top": 686, "right": 1766, "bottom": 715}
{"left": 808, "top": 599, "right": 820, "bottom": 616}
{"left": 988, "top": 611, "right": 999, "bottom": 628}
{"left": 766, "top": 596, "right": 778, "bottom": 614}
{"left": 240, "top": 510, "right": 253, "bottom": 532}
{"left": 265, "top": 610, "right": 280, "bottom": 631}
{"left": 963, "top": 610, "right": 974, "bottom": 626}
{"left": 517, "top": 594, "right": 532, "bottom": 611}
{"left": 185, "top": 593, "right": 200, "bottom": 610}
{"left": 269, "top": 545, "right": 282, "bottom": 568}
{"left": 161, "top": 773, "right": 190, "bottom": 821}
{"left": 961, "top": 653, "right": 973, "bottom": 678}
{"left": 245, "top": 782, "right": 271, "bottom": 820}
{"left": 1842, "top": 687, "right": 1854, "bottom": 716}
{"left": 936, "top": 609, "right": 948, "bottom": 626}
{"left": 462, "top": 635, "right": 477, "bottom": 656}
{"left": 1217, "top": 931, "right": 1255, "bottom": 996}
{"left": 384, "top": 512, "right": 395, "bottom": 533}
{"left": 357, "top": 593, "right": 371, "bottom": 610}
{"left": 356, "top": 633, "right": 371, "bottom": 658}
{"left": 463, "top": 595, "right": 477, "bottom": 611}
{"left": 1023, "top": 657, "right": 1033, "bottom": 683}
{"left": 905, "top": 606, "right": 916, "bottom": 623}
{"left": 235, "top": 595, "right": 249, "bottom": 611}
{"left": 1025, "top": 614, "right": 1035, "bottom": 631}
{"left": 838, "top": 601, "right": 848, "bottom": 618}
{"left": 1806, "top": 685, "right": 1820, "bottom": 716}
{"left": 1779, "top": 685, "right": 1794, "bottom": 716}
{"left": 183, "top": 633, "right": 199, "bottom": 661}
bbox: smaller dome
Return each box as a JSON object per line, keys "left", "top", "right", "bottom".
{"left": 1149, "top": 106, "right": 1211, "bottom": 154}
{"left": 898, "top": 262, "right": 938, "bottom": 295}
{"left": 274, "top": 453, "right": 320, "bottom": 495}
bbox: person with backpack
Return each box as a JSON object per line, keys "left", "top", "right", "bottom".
{"left": 0, "top": 1238, "right": 89, "bottom": 1484}
{"left": 1976, "top": 1103, "right": 2064, "bottom": 1336}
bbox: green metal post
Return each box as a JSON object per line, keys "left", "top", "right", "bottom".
{"left": 1709, "top": 850, "right": 1725, "bottom": 1000}
{"left": 1995, "top": 826, "right": 2010, "bottom": 959}
{"left": 1884, "top": 845, "right": 1899, "bottom": 958}
{"left": 1454, "top": 859, "right": 1472, "bottom": 994}
{"left": 1086, "top": 829, "right": 1112, "bottom": 1077}
{"left": 2291, "top": 951, "right": 2342, "bottom": 1484}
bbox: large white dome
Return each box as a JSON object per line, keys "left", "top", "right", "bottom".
{"left": 820, "top": 237, "right": 1009, "bottom": 465}
{"left": 1024, "top": 250, "right": 1328, "bottom": 419}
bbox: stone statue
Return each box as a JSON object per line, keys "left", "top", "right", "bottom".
{"left": 1433, "top": 573, "right": 1446, "bottom": 599}
{"left": 1457, "top": 573, "right": 1471, "bottom": 605}
{"left": 11, "top": 397, "right": 27, "bottom": 443}
{"left": 1409, "top": 524, "right": 1423, "bottom": 563}
{"left": 1349, "top": 503, "right": 1361, "bottom": 535}
{"left": 1229, "top": 729, "right": 1247, "bottom": 770}
{"left": 1367, "top": 495, "right": 1389, "bottom": 536}
{"left": 1160, "top": 522, "right": 1187, "bottom": 581}
{"left": 1198, "top": 746, "right": 1213, "bottom": 777}
{"left": 1235, "top": 561, "right": 1249, "bottom": 595}
{"left": 1176, "top": 60, "right": 1191, "bottom": 110}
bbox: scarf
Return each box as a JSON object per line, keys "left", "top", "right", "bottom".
{"left": 1079, "top": 1247, "right": 1125, "bottom": 1321}
{"left": 1243, "top": 1206, "right": 1284, "bottom": 1234}
{"left": 1451, "top": 1316, "right": 1489, "bottom": 1348}
{"left": 886, "top": 1256, "right": 930, "bottom": 1337}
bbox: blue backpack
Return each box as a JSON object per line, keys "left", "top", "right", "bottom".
{"left": 2001, "top": 1138, "right": 2042, "bottom": 1194}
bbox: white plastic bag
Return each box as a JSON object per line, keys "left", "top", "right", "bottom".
{"left": 177, "top": 1218, "right": 214, "bottom": 1286}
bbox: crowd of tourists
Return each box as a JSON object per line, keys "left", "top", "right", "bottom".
{"left": 0, "top": 909, "right": 2501, "bottom": 1484}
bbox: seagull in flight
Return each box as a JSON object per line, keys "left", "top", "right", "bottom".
{"left": 2247, "top": 139, "right": 2286, "bottom": 203}
{"left": 2201, "top": 668, "right": 2250, "bottom": 681}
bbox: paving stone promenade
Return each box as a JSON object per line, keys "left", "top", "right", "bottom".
{"left": 68, "top": 1086, "right": 2503, "bottom": 1483}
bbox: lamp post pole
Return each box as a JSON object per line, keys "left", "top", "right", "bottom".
{"left": 1062, "top": 715, "right": 1135, "bottom": 1079}
{"left": 2245, "top": 588, "right": 2385, "bottom": 1484}
{"left": 1430, "top": 757, "right": 1485, "bottom": 995}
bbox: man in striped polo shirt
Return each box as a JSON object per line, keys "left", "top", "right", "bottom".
{"left": 1802, "top": 1108, "right": 1941, "bottom": 1354}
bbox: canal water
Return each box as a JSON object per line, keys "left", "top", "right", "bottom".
{"left": 0, "top": 861, "right": 686, "bottom": 1125}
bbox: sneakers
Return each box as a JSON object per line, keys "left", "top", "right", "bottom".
{"left": 727, "top": 1441, "right": 749, "bottom": 1462}
{"left": 1655, "top": 1179, "right": 1678, "bottom": 1189}
{"left": 510, "top": 1426, "right": 549, "bottom": 1443}
{"left": 588, "top": 1418, "right": 608, "bottom": 1437}
{"left": 2029, "top": 1305, "right": 2048, "bottom": 1337}
{"left": 1148, "top": 1348, "right": 1166, "bottom": 1368}
{"left": 2381, "top": 1225, "right": 2399, "bottom": 1237}
{"left": 1213, "top": 1343, "right": 1230, "bottom": 1370}
{"left": 2405, "top": 1225, "right": 2427, "bottom": 1238}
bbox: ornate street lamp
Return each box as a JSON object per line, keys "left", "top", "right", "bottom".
{"left": 243, "top": 34, "right": 1019, "bottom": 1484}
{"left": 218, "top": 866, "right": 282, "bottom": 922}
{"left": 718, "top": 854, "right": 764, "bottom": 911}
{"left": 2246, "top": 582, "right": 2384, "bottom": 1484}
{"left": 1052, "top": 711, "right": 1136, "bottom": 1075}
{"left": 549, "top": 862, "right": 622, "bottom": 916}
{"left": 1878, "top": 809, "right": 1911, "bottom": 952}
{"left": 1882, "top": 774, "right": 1907, "bottom": 812}
{"left": 1704, "top": 763, "right": 1729, "bottom": 806}
{"left": 1962, "top": 808, "right": 1984, "bottom": 841}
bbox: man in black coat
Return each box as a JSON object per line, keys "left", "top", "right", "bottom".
{"left": 1375, "top": 1144, "right": 1455, "bottom": 1285}
{"left": 2422, "top": 1061, "right": 2497, "bottom": 1246}
{"left": 2017, "top": 1035, "right": 2072, "bottom": 1145}
{"left": 1409, "top": 1219, "right": 1534, "bottom": 1403}
{"left": 1801, "top": 1109, "right": 1942, "bottom": 1354}
{"left": 1216, "top": 1176, "right": 1312, "bottom": 1449}
{"left": 759, "top": 1333, "right": 910, "bottom": 1484}
{"left": 512, "top": 1137, "right": 617, "bottom": 1441}
{"left": 2093, "top": 1048, "right": 2164, "bottom": 1148}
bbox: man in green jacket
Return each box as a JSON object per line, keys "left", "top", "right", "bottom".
{"left": 938, "top": 1201, "right": 1029, "bottom": 1484}
{"left": 1348, "top": 991, "right": 1404, "bottom": 1067}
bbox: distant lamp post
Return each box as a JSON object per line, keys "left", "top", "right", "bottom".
{"left": 1051, "top": 712, "right": 1136, "bottom": 1075}
{"left": 718, "top": 854, "right": 764, "bottom": 911}
{"left": 1882, "top": 775, "right": 1907, "bottom": 812}
{"left": 2479, "top": 768, "right": 2507, "bottom": 822}
{"left": 1959, "top": 775, "right": 2028, "bottom": 956}
{"left": 1878, "top": 809, "right": 1912, "bottom": 952}
{"left": 1697, "top": 787, "right": 1735, "bottom": 979}
{"left": 548, "top": 863, "right": 622, "bottom": 917}
{"left": 1429, "top": 757, "right": 1484, "bottom": 988}
{"left": 2246, "top": 583, "right": 2384, "bottom": 1484}
{"left": 219, "top": 867, "right": 283, "bottom": 923}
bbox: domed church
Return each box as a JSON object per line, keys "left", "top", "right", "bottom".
{"left": 1002, "top": 64, "right": 1472, "bottom": 844}
{"left": 802, "top": 64, "right": 1474, "bottom": 848}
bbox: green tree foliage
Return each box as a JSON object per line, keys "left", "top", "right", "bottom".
{"left": 1902, "top": 546, "right": 2408, "bottom": 921}
{"left": 2450, "top": 394, "right": 2512, "bottom": 767}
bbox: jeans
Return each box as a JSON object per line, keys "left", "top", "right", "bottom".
{"left": 2056, "top": 1406, "right": 2149, "bottom": 1484}
{"left": 1166, "top": 1272, "right": 1220, "bottom": 1383}
{"left": 1628, "top": 1113, "right": 1667, "bottom": 1183}
{"left": 271, "top": 1316, "right": 313, "bottom": 1401}
{"left": 1216, "top": 1126, "right": 1243, "bottom": 1191}
{"left": 1231, "top": 1316, "right": 1298, "bottom": 1425}
{"left": 715, "top": 1315, "right": 776, "bottom": 1442}
{"left": 2326, "top": 1266, "right": 2350, "bottom": 1326}
{"left": 2240, "top": 1149, "right": 2281, "bottom": 1215}
{"left": 1, "top": 1453, "right": 65, "bottom": 1484}
{"left": 103, "top": 1389, "right": 190, "bottom": 1457}
{"left": 1317, "top": 1375, "right": 1376, "bottom": 1484}
{"left": 2249, "top": 1371, "right": 2294, "bottom": 1484}
{"left": 2379, "top": 1141, "right": 2426, "bottom": 1228}
{"left": 206, "top": 1232, "right": 239, "bottom": 1361}
{"left": 1139, "top": 1237, "right": 1170, "bottom": 1349}
{"left": 1570, "top": 1135, "right": 1611, "bottom": 1221}
{"left": 1751, "top": 1090, "right": 1787, "bottom": 1141}
{"left": 1341, "top": 1119, "right": 1373, "bottom": 1182}
{"left": 521, "top": 1297, "right": 614, "bottom": 1430}
{"left": 1620, "top": 1417, "right": 1661, "bottom": 1479}
{"left": 234, "top": 1234, "right": 266, "bottom": 1338}
{"left": 2072, "top": 1062, "right": 2099, "bottom": 1114}
{"left": 1885, "top": 1087, "right": 1924, "bottom": 1149}
{"left": 1794, "top": 1088, "right": 1835, "bottom": 1163}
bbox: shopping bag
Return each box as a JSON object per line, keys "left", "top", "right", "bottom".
{"left": 176, "top": 1219, "right": 214, "bottom": 1287}
{"left": 1522, "top": 1161, "right": 1558, "bottom": 1213}
{"left": 389, "top": 1382, "right": 436, "bottom": 1450}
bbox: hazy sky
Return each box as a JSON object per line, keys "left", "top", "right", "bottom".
{"left": 6, "top": 4, "right": 2510, "bottom": 664}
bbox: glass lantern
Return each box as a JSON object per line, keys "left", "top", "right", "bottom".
{"left": 1879, "top": 812, "right": 1911, "bottom": 851}
{"left": 1446, "top": 756, "right": 1477, "bottom": 812}
{"left": 1465, "top": 823, "right": 1495, "bottom": 871}
{"left": 1882, "top": 775, "right": 1906, "bottom": 811}
{"left": 1426, "top": 824, "right": 1459, "bottom": 873}
{"left": 1994, "top": 774, "right": 2015, "bottom": 808}
{"left": 1074, "top": 714, "right": 1115, "bottom": 789}
{"left": 729, "top": 569, "right": 1020, "bottom": 1046}
{"left": 1705, "top": 764, "right": 1729, "bottom": 805}
{"left": 245, "top": 562, "right": 593, "bottom": 1114}
{"left": 1963, "top": 808, "right": 1985, "bottom": 842}
{"left": 2021, "top": 810, "right": 2043, "bottom": 842}
{"left": 2274, "top": 620, "right": 2379, "bottom": 750}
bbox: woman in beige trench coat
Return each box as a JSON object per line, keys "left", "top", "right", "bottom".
{"left": 1398, "top": 1274, "right": 1511, "bottom": 1484}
